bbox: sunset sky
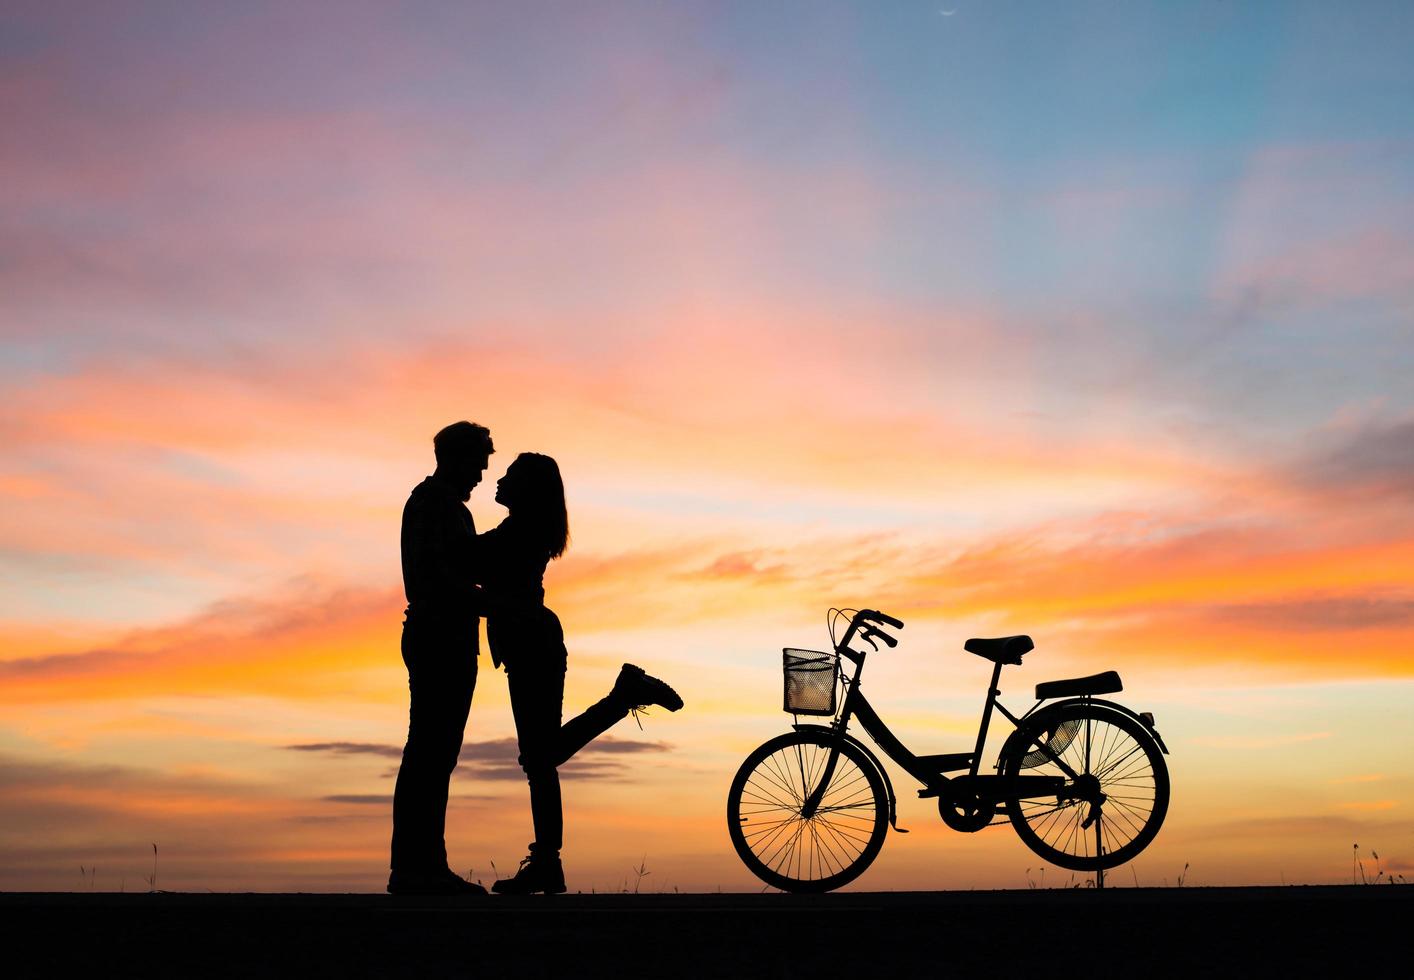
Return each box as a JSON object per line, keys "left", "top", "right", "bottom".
{"left": 3, "top": 0, "right": 1413, "bottom": 892}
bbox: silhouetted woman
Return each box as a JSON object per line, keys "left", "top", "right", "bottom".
{"left": 478, "top": 452, "right": 682, "bottom": 895}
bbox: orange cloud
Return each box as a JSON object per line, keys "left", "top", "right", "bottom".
{"left": 888, "top": 511, "right": 1414, "bottom": 677}
{"left": 0, "top": 581, "right": 403, "bottom": 704}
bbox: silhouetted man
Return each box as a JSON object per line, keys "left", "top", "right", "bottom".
{"left": 388, "top": 421, "right": 494, "bottom": 895}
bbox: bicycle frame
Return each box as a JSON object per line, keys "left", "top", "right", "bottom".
{"left": 796, "top": 639, "right": 1083, "bottom": 823}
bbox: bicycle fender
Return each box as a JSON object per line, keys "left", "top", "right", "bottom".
{"left": 1023, "top": 698, "right": 1171, "bottom": 755}
{"left": 791, "top": 724, "right": 907, "bottom": 833}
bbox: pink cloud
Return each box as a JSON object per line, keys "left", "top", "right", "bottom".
{"left": 1219, "top": 227, "right": 1414, "bottom": 308}
{"left": 1213, "top": 139, "right": 1414, "bottom": 309}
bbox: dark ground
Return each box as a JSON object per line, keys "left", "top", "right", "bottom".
{"left": 5, "top": 886, "right": 1407, "bottom": 977}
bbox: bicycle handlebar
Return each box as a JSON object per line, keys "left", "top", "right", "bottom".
{"left": 848, "top": 608, "right": 904, "bottom": 630}
{"left": 839, "top": 608, "right": 904, "bottom": 653}
{"left": 865, "top": 609, "right": 904, "bottom": 630}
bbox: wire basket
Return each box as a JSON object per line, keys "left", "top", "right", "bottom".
{"left": 783, "top": 648, "right": 839, "bottom": 716}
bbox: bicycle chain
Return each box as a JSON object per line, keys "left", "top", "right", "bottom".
{"left": 985, "top": 801, "right": 1070, "bottom": 828}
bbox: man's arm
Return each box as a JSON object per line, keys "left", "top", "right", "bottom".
{"left": 409, "top": 495, "right": 490, "bottom": 615}
{"left": 444, "top": 503, "right": 491, "bottom": 615}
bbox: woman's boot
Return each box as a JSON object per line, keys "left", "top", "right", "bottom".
{"left": 611, "top": 663, "right": 684, "bottom": 712}
{"left": 491, "top": 845, "right": 567, "bottom": 895}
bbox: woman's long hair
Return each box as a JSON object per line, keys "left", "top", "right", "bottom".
{"left": 508, "top": 452, "right": 570, "bottom": 559}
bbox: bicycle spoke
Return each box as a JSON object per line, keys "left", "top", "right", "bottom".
{"left": 1084, "top": 712, "right": 1092, "bottom": 773}
{"left": 1104, "top": 799, "right": 1150, "bottom": 836}
{"left": 1094, "top": 715, "right": 1118, "bottom": 774}
{"left": 766, "top": 819, "right": 807, "bottom": 874}
{"left": 742, "top": 774, "right": 796, "bottom": 804}
{"left": 822, "top": 787, "right": 874, "bottom": 809}
{"left": 811, "top": 832, "right": 848, "bottom": 875}
{"left": 813, "top": 814, "right": 867, "bottom": 855}
{"left": 1103, "top": 756, "right": 1152, "bottom": 787}
{"left": 798, "top": 744, "right": 821, "bottom": 799}
{"left": 1094, "top": 742, "right": 1144, "bottom": 782}
{"left": 1033, "top": 803, "right": 1075, "bottom": 844}
{"left": 740, "top": 777, "right": 793, "bottom": 799}
{"left": 768, "top": 754, "right": 808, "bottom": 800}
{"left": 792, "top": 744, "right": 809, "bottom": 801}
{"left": 813, "top": 803, "right": 877, "bottom": 816}
{"left": 759, "top": 756, "right": 802, "bottom": 804}
{"left": 751, "top": 819, "right": 800, "bottom": 867}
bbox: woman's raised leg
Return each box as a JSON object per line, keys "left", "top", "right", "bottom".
{"left": 553, "top": 664, "right": 683, "bottom": 764}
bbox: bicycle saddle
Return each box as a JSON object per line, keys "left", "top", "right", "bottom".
{"left": 964, "top": 635, "right": 1034, "bottom": 665}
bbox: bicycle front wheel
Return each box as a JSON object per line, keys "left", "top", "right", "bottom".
{"left": 1001, "top": 702, "right": 1169, "bottom": 871}
{"left": 727, "top": 731, "right": 888, "bottom": 893}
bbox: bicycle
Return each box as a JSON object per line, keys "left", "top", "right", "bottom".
{"left": 726, "top": 608, "right": 1171, "bottom": 892}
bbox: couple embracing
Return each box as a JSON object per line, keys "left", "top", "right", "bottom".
{"left": 389, "top": 421, "right": 682, "bottom": 896}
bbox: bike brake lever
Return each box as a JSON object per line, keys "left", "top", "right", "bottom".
{"left": 860, "top": 631, "right": 879, "bottom": 651}
{"left": 861, "top": 625, "right": 898, "bottom": 649}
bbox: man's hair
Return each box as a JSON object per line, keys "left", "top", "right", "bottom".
{"left": 433, "top": 421, "right": 494, "bottom": 464}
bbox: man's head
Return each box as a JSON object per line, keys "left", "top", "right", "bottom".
{"left": 432, "top": 421, "right": 494, "bottom": 500}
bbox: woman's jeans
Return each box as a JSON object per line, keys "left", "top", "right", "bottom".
{"left": 390, "top": 612, "right": 478, "bottom": 874}
{"left": 502, "top": 610, "right": 627, "bottom": 854}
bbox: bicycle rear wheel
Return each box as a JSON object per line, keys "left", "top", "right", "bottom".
{"left": 727, "top": 731, "right": 888, "bottom": 893}
{"left": 1001, "top": 703, "right": 1168, "bottom": 871}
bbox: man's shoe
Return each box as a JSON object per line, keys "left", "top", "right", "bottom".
{"left": 612, "top": 664, "right": 684, "bottom": 712}
{"left": 387, "top": 868, "right": 488, "bottom": 896}
{"left": 492, "top": 852, "right": 567, "bottom": 895}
